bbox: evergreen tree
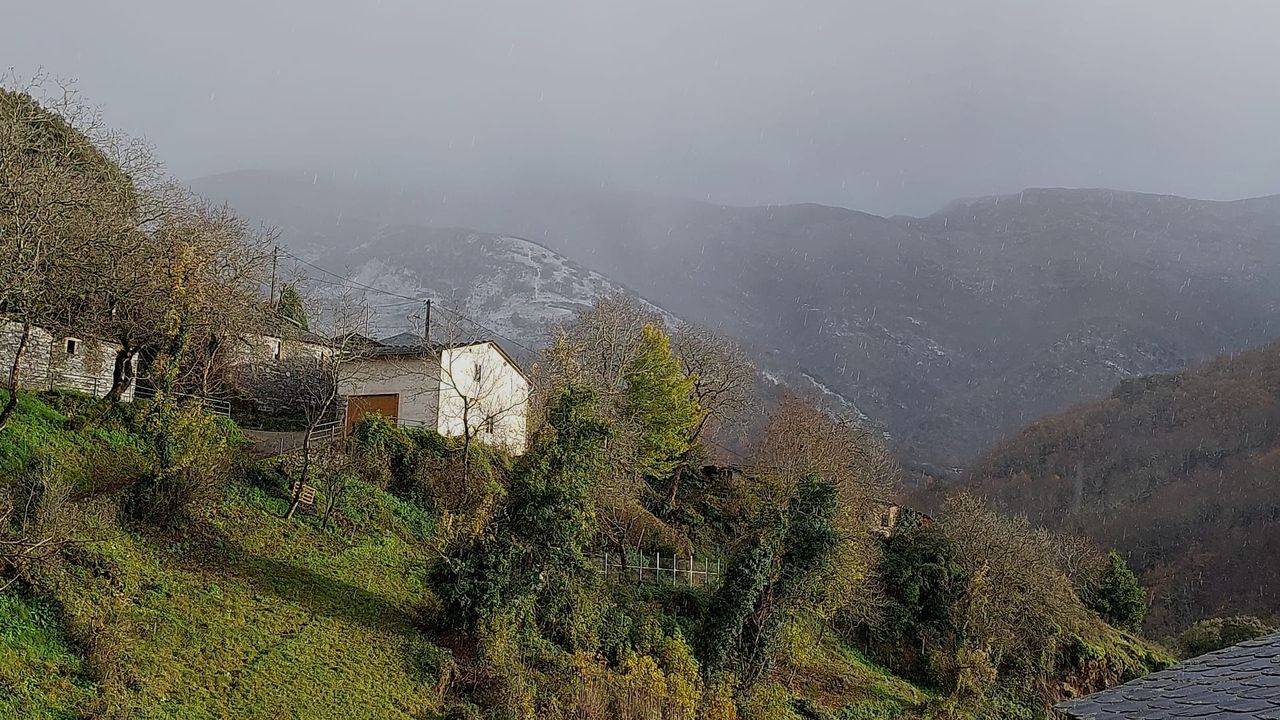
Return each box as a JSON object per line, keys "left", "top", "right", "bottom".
{"left": 871, "top": 526, "right": 969, "bottom": 684}
{"left": 432, "top": 387, "right": 609, "bottom": 647}
{"left": 623, "top": 324, "right": 699, "bottom": 478}
{"left": 277, "top": 283, "right": 308, "bottom": 329}
{"left": 699, "top": 474, "right": 841, "bottom": 683}
{"left": 1087, "top": 550, "right": 1147, "bottom": 631}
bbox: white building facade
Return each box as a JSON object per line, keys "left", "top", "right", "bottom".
{"left": 338, "top": 337, "right": 530, "bottom": 454}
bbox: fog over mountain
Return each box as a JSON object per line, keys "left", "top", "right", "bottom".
{"left": 8, "top": 1, "right": 1280, "bottom": 215}
{"left": 13, "top": 0, "right": 1280, "bottom": 462}
{"left": 194, "top": 171, "right": 1280, "bottom": 466}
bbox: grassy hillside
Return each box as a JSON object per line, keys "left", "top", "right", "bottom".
{"left": 967, "top": 341, "right": 1280, "bottom": 634}
{"left": 0, "top": 392, "right": 930, "bottom": 719}
{"left": 0, "top": 391, "right": 1172, "bottom": 718}
{"left": 0, "top": 391, "right": 442, "bottom": 718}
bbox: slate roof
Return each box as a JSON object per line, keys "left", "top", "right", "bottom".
{"left": 1056, "top": 632, "right": 1280, "bottom": 719}
{"left": 263, "top": 314, "right": 334, "bottom": 348}
{"left": 362, "top": 333, "right": 491, "bottom": 358}
{"left": 358, "top": 334, "right": 530, "bottom": 380}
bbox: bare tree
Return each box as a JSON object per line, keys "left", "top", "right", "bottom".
{"left": 314, "top": 444, "right": 354, "bottom": 529}
{"left": 0, "top": 74, "right": 148, "bottom": 427}
{"left": 409, "top": 307, "right": 530, "bottom": 483}
{"left": 85, "top": 192, "right": 272, "bottom": 403}
{"left": 536, "top": 294, "right": 663, "bottom": 412}
{"left": 274, "top": 292, "right": 367, "bottom": 521}
{"left": 754, "top": 393, "right": 899, "bottom": 512}
{"left": 666, "top": 322, "right": 758, "bottom": 505}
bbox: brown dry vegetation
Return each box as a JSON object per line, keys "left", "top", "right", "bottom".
{"left": 966, "top": 341, "right": 1280, "bottom": 634}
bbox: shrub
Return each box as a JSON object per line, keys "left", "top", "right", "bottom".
{"left": 127, "top": 401, "right": 243, "bottom": 527}
{"left": 1085, "top": 551, "right": 1147, "bottom": 631}
{"left": 866, "top": 524, "right": 968, "bottom": 686}
{"left": 349, "top": 414, "right": 416, "bottom": 489}
{"left": 1, "top": 452, "right": 81, "bottom": 582}
{"left": 1178, "top": 615, "right": 1274, "bottom": 657}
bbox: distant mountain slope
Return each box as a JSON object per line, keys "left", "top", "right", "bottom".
{"left": 191, "top": 174, "right": 646, "bottom": 350}
{"left": 192, "top": 172, "right": 1280, "bottom": 464}
{"left": 966, "top": 342, "right": 1280, "bottom": 633}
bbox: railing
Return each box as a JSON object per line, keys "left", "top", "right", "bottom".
{"left": 132, "top": 383, "right": 231, "bottom": 417}
{"left": 596, "top": 550, "right": 723, "bottom": 589}
{"left": 47, "top": 371, "right": 106, "bottom": 398}
{"left": 202, "top": 396, "right": 232, "bottom": 417}
{"left": 307, "top": 420, "right": 342, "bottom": 444}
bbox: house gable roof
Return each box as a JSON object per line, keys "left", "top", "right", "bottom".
{"left": 258, "top": 314, "right": 334, "bottom": 348}
{"left": 1055, "top": 632, "right": 1280, "bottom": 719}
{"left": 357, "top": 334, "right": 530, "bottom": 382}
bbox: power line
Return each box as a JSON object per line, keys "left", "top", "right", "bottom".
{"left": 277, "top": 248, "right": 422, "bottom": 303}
{"left": 277, "top": 247, "right": 538, "bottom": 355}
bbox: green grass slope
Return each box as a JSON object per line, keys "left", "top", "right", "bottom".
{"left": 0, "top": 592, "right": 94, "bottom": 719}
{"left": 1, "top": 392, "right": 448, "bottom": 718}
{"left": 21, "top": 481, "right": 444, "bottom": 719}
{"left": 0, "top": 392, "right": 1167, "bottom": 719}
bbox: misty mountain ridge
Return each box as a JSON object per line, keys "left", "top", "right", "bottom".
{"left": 191, "top": 170, "right": 1280, "bottom": 466}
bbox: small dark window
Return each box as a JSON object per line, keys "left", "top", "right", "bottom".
{"left": 484, "top": 417, "right": 496, "bottom": 434}
{"left": 65, "top": 339, "right": 78, "bottom": 355}
{"left": 473, "top": 363, "right": 483, "bottom": 383}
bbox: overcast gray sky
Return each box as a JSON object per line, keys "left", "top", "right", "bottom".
{"left": 6, "top": 0, "right": 1280, "bottom": 215}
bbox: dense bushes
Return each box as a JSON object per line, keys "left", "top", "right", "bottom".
{"left": 1178, "top": 616, "right": 1274, "bottom": 658}
{"left": 701, "top": 475, "right": 842, "bottom": 686}
{"left": 432, "top": 388, "right": 607, "bottom": 639}
{"left": 867, "top": 525, "right": 967, "bottom": 687}
{"left": 349, "top": 414, "right": 506, "bottom": 534}
{"left": 858, "top": 495, "right": 1170, "bottom": 711}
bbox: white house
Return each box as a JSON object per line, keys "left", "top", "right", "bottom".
{"left": 0, "top": 320, "right": 137, "bottom": 400}
{"left": 338, "top": 333, "right": 530, "bottom": 453}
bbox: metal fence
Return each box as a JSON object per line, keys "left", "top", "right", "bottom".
{"left": 132, "top": 383, "right": 231, "bottom": 417}
{"left": 596, "top": 550, "right": 723, "bottom": 589}
{"left": 46, "top": 371, "right": 108, "bottom": 398}
{"left": 307, "top": 419, "right": 343, "bottom": 444}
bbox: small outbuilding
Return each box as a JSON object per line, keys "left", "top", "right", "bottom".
{"left": 338, "top": 333, "right": 530, "bottom": 454}
{"left": 0, "top": 319, "right": 137, "bottom": 400}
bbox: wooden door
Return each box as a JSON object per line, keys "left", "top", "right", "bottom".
{"left": 345, "top": 393, "right": 399, "bottom": 434}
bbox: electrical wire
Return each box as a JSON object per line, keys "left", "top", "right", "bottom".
{"left": 277, "top": 247, "right": 539, "bottom": 355}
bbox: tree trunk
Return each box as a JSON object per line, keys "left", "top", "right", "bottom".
{"left": 667, "top": 415, "right": 710, "bottom": 508}
{"left": 666, "top": 463, "right": 685, "bottom": 508}
{"left": 105, "top": 344, "right": 136, "bottom": 403}
{"left": 285, "top": 431, "right": 313, "bottom": 520}
{"left": 0, "top": 322, "right": 32, "bottom": 431}
{"left": 322, "top": 498, "right": 335, "bottom": 529}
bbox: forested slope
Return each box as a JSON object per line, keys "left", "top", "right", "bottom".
{"left": 968, "top": 342, "right": 1280, "bottom": 633}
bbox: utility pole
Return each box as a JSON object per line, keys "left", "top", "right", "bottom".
{"left": 269, "top": 245, "right": 279, "bottom": 309}
{"left": 423, "top": 299, "right": 432, "bottom": 343}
